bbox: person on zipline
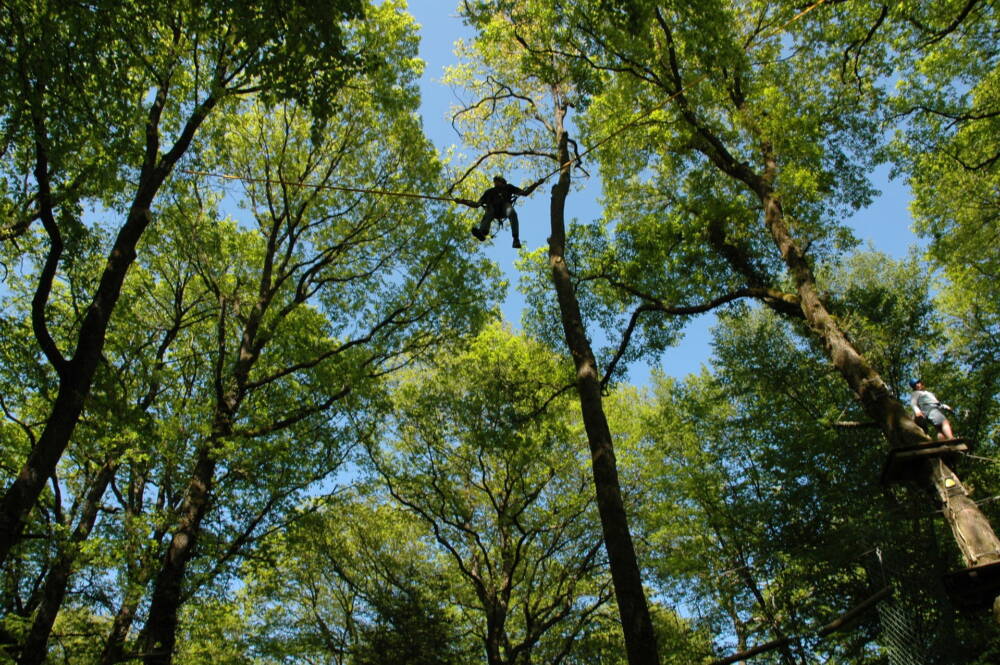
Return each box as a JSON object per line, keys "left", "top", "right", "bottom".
{"left": 909, "top": 378, "right": 956, "bottom": 440}
{"left": 460, "top": 175, "right": 539, "bottom": 248}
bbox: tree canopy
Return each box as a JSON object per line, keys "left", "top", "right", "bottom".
{"left": 2, "top": 1, "right": 999, "bottom": 664}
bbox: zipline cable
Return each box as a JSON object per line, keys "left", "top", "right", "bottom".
{"left": 180, "top": 168, "right": 466, "bottom": 204}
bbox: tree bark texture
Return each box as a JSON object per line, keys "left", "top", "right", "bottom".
{"left": 547, "top": 112, "right": 660, "bottom": 665}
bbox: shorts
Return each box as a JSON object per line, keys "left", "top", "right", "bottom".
{"left": 926, "top": 407, "right": 948, "bottom": 427}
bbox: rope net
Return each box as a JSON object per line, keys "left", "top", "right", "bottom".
{"left": 865, "top": 548, "right": 944, "bottom": 665}
{"left": 876, "top": 591, "right": 927, "bottom": 665}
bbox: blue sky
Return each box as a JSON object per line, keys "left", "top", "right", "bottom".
{"left": 405, "top": 1, "right": 924, "bottom": 381}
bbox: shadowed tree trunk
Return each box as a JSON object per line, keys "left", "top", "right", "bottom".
{"left": 546, "top": 102, "right": 660, "bottom": 665}
{"left": 16, "top": 461, "right": 115, "bottom": 665}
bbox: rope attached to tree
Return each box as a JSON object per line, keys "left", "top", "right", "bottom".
{"left": 181, "top": 168, "right": 468, "bottom": 204}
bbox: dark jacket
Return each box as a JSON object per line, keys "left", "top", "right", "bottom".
{"left": 477, "top": 183, "right": 529, "bottom": 214}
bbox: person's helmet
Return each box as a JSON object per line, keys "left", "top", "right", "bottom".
{"left": 493, "top": 175, "right": 506, "bottom": 184}
{"left": 909, "top": 378, "right": 921, "bottom": 389}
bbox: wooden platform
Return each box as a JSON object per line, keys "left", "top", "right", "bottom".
{"left": 880, "top": 438, "right": 970, "bottom": 486}
{"left": 943, "top": 561, "right": 1000, "bottom": 611}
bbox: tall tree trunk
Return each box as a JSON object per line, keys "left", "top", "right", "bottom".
{"left": 547, "top": 107, "right": 660, "bottom": 665}
{"left": 0, "top": 90, "right": 217, "bottom": 565}
{"left": 137, "top": 288, "right": 266, "bottom": 663}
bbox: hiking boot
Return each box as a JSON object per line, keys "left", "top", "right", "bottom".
{"left": 512, "top": 238, "right": 522, "bottom": 249}
{"left": 470, "top": 227, "right": 486, "bottom": 241}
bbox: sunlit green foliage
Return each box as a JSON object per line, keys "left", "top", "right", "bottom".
{"left": 2, "top": 1, "right": 1000, "bottom": 664}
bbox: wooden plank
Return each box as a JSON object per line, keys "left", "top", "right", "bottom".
{"left": 889, "top": 438, "right": 970, "bottom": 455}
{"left": 943, "top": 561, "right": 1000, "bottom": 611}
{"left": 880, "top": 440, "right": 970, "bottom": 486}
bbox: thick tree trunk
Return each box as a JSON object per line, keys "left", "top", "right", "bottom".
{"left": 547, "top": 112, "right": 660, "bottom": 665}
{"left": 484, "top": 604, "right": 504, "bottom": 665}
{"left": 758, "top": 193, "right": 920, "bottom": 447}
{"left": 929, "top": 459, "right": 1000, "bottom": 566}
{"left": 100, "top": 524, "right": 167, "bottom": 665}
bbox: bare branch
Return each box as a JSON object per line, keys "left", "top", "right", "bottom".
{"left": 594, "top": 278, "right": 801, "bottom": 387}
{"left": 447, "top": 149, "right": 557, "bottom": 196}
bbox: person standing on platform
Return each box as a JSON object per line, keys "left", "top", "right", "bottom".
{"left": 909, "top": 378, "right": 956, "bottom": 440}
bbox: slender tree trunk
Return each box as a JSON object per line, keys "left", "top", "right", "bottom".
{"left": 100, "top": 514, "right": 169, "bottom": 665}
{"left": 547, "top": 108, "right": 660, "bottom": 665}
{"left": 101, "top": 587, "right": 143, "bottom": 665}
{"left": 732, "top": 554, "right": 798, "bottom": 665}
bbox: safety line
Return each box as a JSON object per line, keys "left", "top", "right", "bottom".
{"left": 180, "top": 168, "right": 466, "bottom": 204}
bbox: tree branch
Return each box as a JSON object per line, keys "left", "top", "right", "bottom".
{"left": 447, "top": 149, "right": 557, "bottom": 196}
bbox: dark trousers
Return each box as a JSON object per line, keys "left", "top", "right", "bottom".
{"left": 477, "top": 204, "right": 519, "bottom": 241}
